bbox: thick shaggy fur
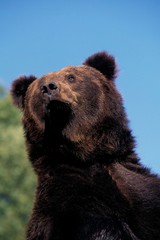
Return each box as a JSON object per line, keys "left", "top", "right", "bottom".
{"left": 11, "top": 52, "right": 160, "bottom": 240}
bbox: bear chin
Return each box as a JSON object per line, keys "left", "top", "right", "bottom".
{"left": 45, "top": 99, "right": 72, "bottom": 131}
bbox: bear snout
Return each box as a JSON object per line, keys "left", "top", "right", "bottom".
{"left": 41, "top": 82, "right": 58, "bottom": 94}
{"left": 40, "top": 82, "right": 59, "bottom": 103}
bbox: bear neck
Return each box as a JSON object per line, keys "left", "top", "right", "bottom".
{"left": 25, "top": 119, "right": 139, "bottom": 175}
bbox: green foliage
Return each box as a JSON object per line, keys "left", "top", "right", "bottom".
{"left": 0, "top": 87, "right": 36, "bottom": 240}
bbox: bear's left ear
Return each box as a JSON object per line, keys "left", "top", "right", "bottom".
{"left": 11, "top": 75, "right": 37, "bottom": 109}
{"left": 83, "top": 51, "right": 118, "bottom": 81}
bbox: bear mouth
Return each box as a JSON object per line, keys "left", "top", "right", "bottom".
{"left": 45, "top": 100, "right": 72, "bottom": 131}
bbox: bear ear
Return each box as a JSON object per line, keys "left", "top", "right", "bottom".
{"left": 11, "top": 75, "right": 37, "bottom": 109}
{"left": 83, "top": 51, "right": 118, "bottom": 81}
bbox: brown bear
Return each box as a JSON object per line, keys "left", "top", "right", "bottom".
{"left": 11, "top": 52, "right": 160, "bottom": 240}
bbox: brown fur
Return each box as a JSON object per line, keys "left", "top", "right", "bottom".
{"left": 11, "top": 52, "right": 160, "bottom": 240}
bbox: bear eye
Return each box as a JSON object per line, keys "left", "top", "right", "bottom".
{"left": 66, "top": 74, "right": 75, "bottom": 83}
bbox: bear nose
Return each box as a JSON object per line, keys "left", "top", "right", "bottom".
{"left": 41, "top": 82, "right": 58, "bottom": 95}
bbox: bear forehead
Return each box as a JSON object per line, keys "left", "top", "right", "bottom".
{"left": 40, "top": 65, "right": 105, "bottom": 81}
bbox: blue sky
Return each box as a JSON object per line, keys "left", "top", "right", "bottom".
{"left": 1, "top": 0, "right": 160, "bottom": 173}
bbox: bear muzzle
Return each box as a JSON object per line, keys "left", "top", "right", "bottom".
{"left": 41, "top": 82, "right": 59, "bottom": 102}
{"left": 40, "top": 80, "right": 78, "bottom": 107}
{"left": 39, "top": 81, "right": 72, "bottom": 129}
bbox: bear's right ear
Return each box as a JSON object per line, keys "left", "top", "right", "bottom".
{"left": 11, "top": 75, "right": 37, "bottom": 109}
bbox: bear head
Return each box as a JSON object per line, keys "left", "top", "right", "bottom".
{"left": 11, "top": 52, "right": 134, "bottom": 166}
